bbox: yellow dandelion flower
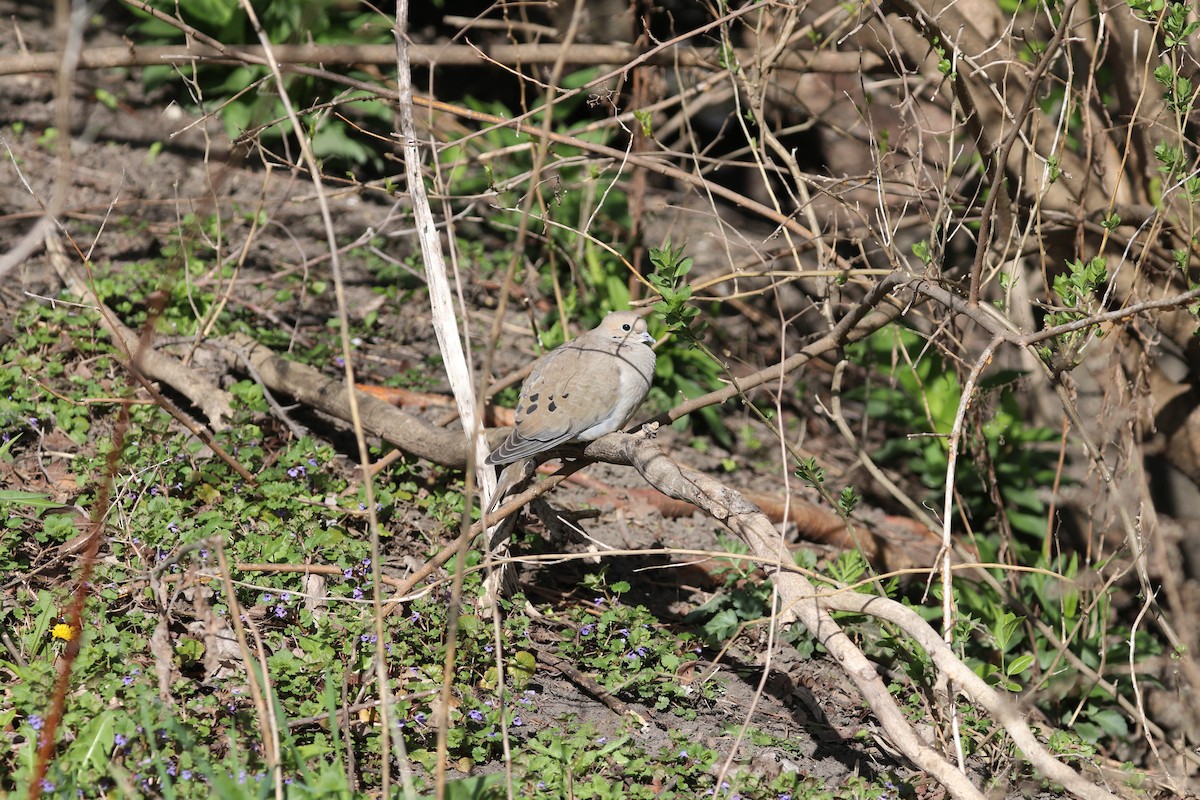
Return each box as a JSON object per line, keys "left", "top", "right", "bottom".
{"left": 51, "top": 623, "right": 76, "bottom": 642}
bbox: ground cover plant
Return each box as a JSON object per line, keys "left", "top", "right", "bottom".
{"left": 2, "top": 0, "right": 1200, "bottom": 798}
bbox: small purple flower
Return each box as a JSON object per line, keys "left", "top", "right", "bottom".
{"left": 114, "top": 733, "right": 127, "bottom": 747}
{"left": 580, "top": 625, "right": 594, "bottom": 637}
{"left": 181, "top": 769, "right": 192, "bottom": 781}
{"left": 352, "top": 587, "right": 363, "bottom": 600}
{"left": 511, "top": 716, "right": 523, "bottom": 727}
{"left": 40, "top": 780, "right": 54, "bottom": 792}
{"left": 679, "top": 749, "right": 689, "bottom": 760}
{"left": 28, "top": 715, "right": 43, "bottom": 731}
{"left": 468, "top": 710, "right": 484, "bottom": 722}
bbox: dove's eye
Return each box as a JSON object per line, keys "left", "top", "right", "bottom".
{"left": 622, "top": 323, "right": 631, "bottom": 331}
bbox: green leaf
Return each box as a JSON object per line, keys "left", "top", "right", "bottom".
{"left": 701, "top": 608, "right": 741, "bottom": 641}
{"left": 1006, "top": 654, "right": 1035, "bottom": 677}
{"left": 70, "top": 712, "right": 116, "bottom": 772}
{"left": 0, "top": 491, "right": 65, "bottom": 510}
{"left": 431, "top": 773, "right": 505, "bottom": 799}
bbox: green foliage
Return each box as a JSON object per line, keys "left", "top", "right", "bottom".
{"left": 824, "top": 549, "right": 871, "bottom": 587}
{"left": 1154, "top": 63, "right": 1195, "bottom": 113}
{"left": 645, "top": 242, "right": 731, "bottom": 447}
{"left": 0, "top": 280, "right": 562, "bottom": 795}
{"left": 438, "top": 87, "right": 634, "bottom": 309}
{"left": 0, "top": 299, "right": 116, "bottom": 460}
{"left": 679, "top": 538, "right": 866, "bottom": 655}
{"left": 129, "top": 0, "right": 394, "bottom": 169}
{"left": 910, "top": 239, "right": 933, "bottom": 266}
{"left": 974, "top": 610, "right": 1036, "bottom": 692}
{"left": 509, "top": 720, "right": 903, "bottom": 799}
{"left": 1130, "top": 0, "right": 1199, "bottom": 262}
{"left": 1130, "top": 0, "right": 1200, "bottom": 47}
{"left": 834, "top": 324, "right": 1159, "bottom": 747}
{"left": 794, "top": 456, "right": 825, "bottom": 487}
{"left": 941, "top": 551, "right": 1161, "bottom": 744}
{"left": 837, "top": 485, "right": 860, "bottom": 516}
{"left": 648, "top": 241, "right": 701, "bottom": 333}
{"left": 847, "top": 325, "right": 1061, "bottom": 542}
{"left": 683, "top": 536, "right": 776, "bottom": 646}
{"left": 1039, "top": 256, "right": 1107, "bottom": 370}
{"left": 556, "top": 571, "right": 718, "bottom": 718}
{"left": 931, "top": 37, "right": 955, "bottom": 78}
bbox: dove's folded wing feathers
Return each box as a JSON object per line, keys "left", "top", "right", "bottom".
{"left": 485, "top": 312, "right": 656, "bottom": 466}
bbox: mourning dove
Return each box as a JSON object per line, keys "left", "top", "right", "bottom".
{"left": 485, "top": 311, "right": 656, "bottom": 465}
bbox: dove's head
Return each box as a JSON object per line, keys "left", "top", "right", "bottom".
{"left": 597, "top": 311, "right": 655, "bottom": 347}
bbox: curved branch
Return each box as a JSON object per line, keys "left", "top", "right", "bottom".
{"left": 581, "top": 433, "right": 1119, "bottom": 800}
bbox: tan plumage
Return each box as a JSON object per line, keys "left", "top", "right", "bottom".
{"left": 486, "top": 312, "right": 657, "bottom": 465}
